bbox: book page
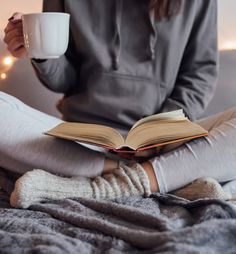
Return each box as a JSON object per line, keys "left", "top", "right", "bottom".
{"left": 131, "top": 109, "right": 186, "bottom": 130}
{"left": 125, "top": 120, "right": 208, "bottom": 150}
{"left": 45, "top": 122, "right": 125, "bottom": 149}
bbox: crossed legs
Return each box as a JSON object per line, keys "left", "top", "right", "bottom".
{"left": 1, "top": 92, "right": 236, "bottom": 208}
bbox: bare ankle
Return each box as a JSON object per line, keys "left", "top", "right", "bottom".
{"left": 103, "top": 158, "right": 119, "bottom": 174}
{"left": 141, "top": 162, "right": 159, "bottom": 193}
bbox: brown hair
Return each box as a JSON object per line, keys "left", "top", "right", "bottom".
{"left": 149, "top": 0, "right": 182, "bottom": 21}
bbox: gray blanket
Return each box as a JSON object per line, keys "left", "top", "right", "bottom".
{"left": 0, "top": 172, "right": 236, "bottom": 254}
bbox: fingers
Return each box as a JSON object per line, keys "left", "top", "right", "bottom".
{"left": 4, "top": 20, "right": 22, "bottom": 34}
{"left": 134, "top": 147, "right": 160, "bottom": 158}
{"left": 5, "top": 12, "right": 23, "bottom": 33}
{"left": 11, "top": 46, "right": 27, "bottom": 58}
{"left": 7, "top": 36, "right": 24, "bottom": 52}
{"left": 4, "top": 25, "right": 23, "bottom": 44}
{"left": 7, "top": 12, "right": 23, "bottom": 24}
{"left": 11, "top": 12, "right": 23, "bottom": 20}
{"left": 3, "top": 12, "right": 26, "bottom": 58}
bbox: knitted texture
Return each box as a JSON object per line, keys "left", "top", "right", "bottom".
{"left": 10, "top": 163, "right": 151, "bottom": 208}
{"left": 173, "top": 177, "right": 231, "bottom": 201}
{"left": 92, "top": 163, "right": 151, "bottom": 199}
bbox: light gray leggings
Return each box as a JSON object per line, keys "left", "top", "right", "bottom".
{"left": 0, "top": 92, "right": 236, "bottom": 193}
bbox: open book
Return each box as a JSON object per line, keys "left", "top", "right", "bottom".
{"left": 45, "top": 110, "right": 208, "bottom": 153}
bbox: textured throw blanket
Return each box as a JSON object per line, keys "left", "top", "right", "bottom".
{"left": 0, "top": 171, "right": 236, "bottom": 253}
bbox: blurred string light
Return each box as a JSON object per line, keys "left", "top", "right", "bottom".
{"left": 0, "top": 56, "right": 16, "bottom": 81}
{"left": 220, "top": 41, "right": 236, "bottom": 51}
{"left": 3, "top": 56, "right": 13, "bottom": 66}
{"left": 1, "top": 73, "right": 7, "bottom": 80}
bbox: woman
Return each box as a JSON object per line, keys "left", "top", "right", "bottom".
{"left": 3, "top": 0, "right": 236, "bottom": 208}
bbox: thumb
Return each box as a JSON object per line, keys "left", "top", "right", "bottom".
{"left": 9, "top": 12, "right": 23, "bottom": 22}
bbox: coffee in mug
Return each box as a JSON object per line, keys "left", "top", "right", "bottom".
{"left": 22, "top": 12, "right": 70, "bottom": 59}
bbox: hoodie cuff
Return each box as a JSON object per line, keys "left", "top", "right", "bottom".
{"left": 31, "top": 58, "right": 59, "bottom": 77}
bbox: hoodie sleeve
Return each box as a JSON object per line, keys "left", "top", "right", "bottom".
{"left": 160, "top": 0, "right": 218, "bottom": 120}
{"left": 31, "top": 0, "right": 79, "bottom": 94}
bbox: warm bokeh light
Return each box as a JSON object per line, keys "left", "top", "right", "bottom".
{"left": 220, "top": 41, "right": 236, "bottom": 51}
{"left": 3, "top": 56, "right": 13, "bottom": 66}
{"left": 0, "top": 73, "right": 7, "bottom": 80}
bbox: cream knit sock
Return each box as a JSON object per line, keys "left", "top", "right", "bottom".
{"left": 173, "top": 177, "right": 231, "bottom": 201}
{"left": 10, "top": 163, "right": 151, "bottom": 208}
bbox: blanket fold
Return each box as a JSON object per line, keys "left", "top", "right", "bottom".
{"left": 1, "top": 167, "right": 236, "bottom": 253}
{"left": 0, "top": 186, "right": 236, "bottom": 253}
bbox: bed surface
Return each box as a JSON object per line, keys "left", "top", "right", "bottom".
{"left": 1, "top": 172, "right": 236, "bottom": 254}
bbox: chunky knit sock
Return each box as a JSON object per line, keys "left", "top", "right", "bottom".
{"left": 10, "top": 163, "right": 151, "bottom": 208}
{"left": 173, "top": 177, "right": 231, "bottom": 201}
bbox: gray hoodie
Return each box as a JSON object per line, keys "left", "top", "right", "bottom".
{"left": 32, "top": 0, "right": 218, "bottom": 133}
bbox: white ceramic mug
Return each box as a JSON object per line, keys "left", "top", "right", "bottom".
{"left": 22, "top": 13, "right": 70, "bottom": 59}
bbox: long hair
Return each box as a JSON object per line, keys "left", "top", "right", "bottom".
{"left": 150, "top": 0, "right": 182, "bottom": 21}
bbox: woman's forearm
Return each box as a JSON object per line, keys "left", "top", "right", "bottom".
{"left": 31, "top": 55, "right": 78, "bottom": 93}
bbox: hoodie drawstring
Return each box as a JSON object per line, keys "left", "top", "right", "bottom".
{"left": 111, "top": 0, "right": 156, "bottom": 70}
{"left": 111, "top": 0, "right": 123, "bottom": 70}
{"left": 148, "top": 8, "right": 157, "bottom": 61}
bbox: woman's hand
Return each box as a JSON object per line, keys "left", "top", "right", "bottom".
{"left": 116, "top": 147, "right": 161, "bottom": 163}
{"left": 3, "top": 13, "right": 27, "bottom": 58}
